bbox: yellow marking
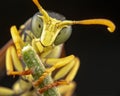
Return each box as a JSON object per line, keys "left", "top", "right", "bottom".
{"left": 32, "top": 39, "right": 44, "bottom": 53}
{"left": 36, "top": 41, "right": 44, "bottom": 53}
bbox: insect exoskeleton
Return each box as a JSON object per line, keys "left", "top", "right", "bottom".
{"left": 0, "top": 0, "right": 116, "bottom": 96}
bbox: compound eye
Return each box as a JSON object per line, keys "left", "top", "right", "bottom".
{"left": 54, "top": 26, "right": 72, "bottom": 45}
{"left": 31, "top": 13, "right": 43, "bottom": 38}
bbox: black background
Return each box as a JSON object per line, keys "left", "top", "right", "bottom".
{"left": 0, "top": 0, "right": 120, "bottom": 96}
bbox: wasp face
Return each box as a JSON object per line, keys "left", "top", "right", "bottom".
{"left": 31, "top": 12, "right": 72, "bottom": 46}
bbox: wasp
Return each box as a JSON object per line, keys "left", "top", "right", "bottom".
{"left": 0, "top": 0, "right": 116, "bottom": 96}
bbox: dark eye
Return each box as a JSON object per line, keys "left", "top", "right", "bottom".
{"left": 31, "top": 13, "right": 43, "bottom": 38}
{"left": 54, "top": 26, "right": 72, "bottom": 45}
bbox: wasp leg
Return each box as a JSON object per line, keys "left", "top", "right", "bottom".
{"left": 33, "top": 55, "right": 79, "bottom": 95}
{"left": 6, "top": 26, "right": 33, "bottom": 76}
{"left": 65, "top": 58, "right": 79, "bottom": 96}
{"left": 44, "top": 55, "right": 80, "bottom": 81}
{"left": 6, "top": 45, "right": 32, "bottom": 76}
{"left": 44, "top": 55, "right": 80, "bottom": 96}
{"left": 6, "top": 45, "right": 23, "bottom": 75}
{"left": 33, "top": 55, "right": 75, "bottom": 86}
{"left": 54, "top": 57, "right": 80, "bottom": 96}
